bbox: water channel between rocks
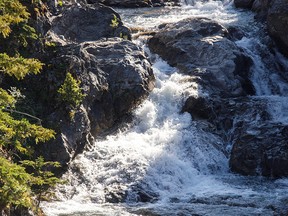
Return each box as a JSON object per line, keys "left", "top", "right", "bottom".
{"left": 43, "top": 1, "right": 288, "bottom": 215}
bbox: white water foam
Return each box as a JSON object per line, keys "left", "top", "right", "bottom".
{"left": 43, "top": 57, "right": 231, "bottom": 215}
{"left": 43, "top": 1, "right": 288, "bottom": 215}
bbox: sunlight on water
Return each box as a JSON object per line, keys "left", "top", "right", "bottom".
{"left": 43, "top": 1, "right": 288, "bottom": 215}
{"left": 43, "top": 57, "right": 230, "bottom": 215}
{"left": 117, "top": 0, "right": 255, "bottom": 30}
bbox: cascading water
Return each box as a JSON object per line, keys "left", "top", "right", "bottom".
{"left": 43, "top": 1, "right": 288, "bottom": 215}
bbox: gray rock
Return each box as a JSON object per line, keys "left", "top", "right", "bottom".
{"left": 47, "top": 3, "right": 131, "bottom": 45}
{"left": 230, "top": 123, "right": 288, "bottom": 177}
{"left": 183, "top": 95, "right": 288, "bottom": 177}
{"left": 148, "top": 17, "right": 254, "bottom": 97}
{"left": 267, "top": 0, "right": 288, "bottom": 57}
{"left": 43, "top": 38, "right": 154, "bottom": 164}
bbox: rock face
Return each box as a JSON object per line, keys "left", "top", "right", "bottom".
{"left": 148, "top": 17, "right": 254, "bottom": 97}
{"left": 42, "top": 38, "right": 154, "bottom": 164}
{"left": 47, "top": 4, "right": 131, "bottom": 45}
{"left": 64, "top": 39, "right": 155, "bottom": 135}
{"left": 230, "top": 123, "right": 288, "bottom": 177}
{"left": 25, "top": 2, "right": 154, "bottom": 165}
{"left": 267, "top": 0, "right": 288, "bottom": 56}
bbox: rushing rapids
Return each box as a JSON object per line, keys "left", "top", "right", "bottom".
{"left": 43, "top": 1, "right": 288, "bottom": 215}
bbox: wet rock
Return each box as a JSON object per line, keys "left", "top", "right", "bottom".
{"left": 105, "top": 187, "right": 127, "bottom": 203}
{"left": 182, "top": 96, "right": 288, "bottom": 177}
{"left": 183, "top": 96, "right": 268, "bottom": 133}
{"left": 252, "top": 0, "right": 271, "bottom": 12}
{"left": 227, "top": 26, "right": 246, "bottom": 41}
{"left": 267, "top": 0, "right": 288, "bottom": 57}
{"left": 136, "top": 190, "right": 158, "bottom": 202}
{"left": 230, "top": 123, "right": 288, "bottom": 177}
{"left": 148, "top": 17, "right": 254, "bottom": 97}
{"left": 40, "top": 38, "right": 154, "bottom": 164}
{"left": 47, "top": 3, "right": 131, "bottom": 45}
{"left": 234, "top": 0, "right": 255, "bottom": 9}
{"left": 182, "top": 97, "right": 214, "bottom": 120}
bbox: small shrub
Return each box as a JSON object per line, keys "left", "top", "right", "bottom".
{"left": 110, "top": 14, "right": 119, "bottom": 28}
{"left": 57, "top": 72, "right": 86, "bottom": 109}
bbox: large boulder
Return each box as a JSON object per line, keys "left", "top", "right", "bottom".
{"left": 267, "top": 0, "right": 288, "bottom": 57}
{"left": 46, "top": 3, "right": 131, "bottom": 45}
{"left": 40, "top": 38, "right": 154, "bottom": 164}
{"left": 230, "top": 123, "right": 288, "bottom": 177}
{"left": 148, "top": 17, "right": 254, "bottom": 97}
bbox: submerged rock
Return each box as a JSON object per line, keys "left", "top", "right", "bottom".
{"left": 148, "top": 17, "right": 254, "bottom": 97}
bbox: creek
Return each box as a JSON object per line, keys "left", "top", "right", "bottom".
{"left": 43, "top": 1, "right": 288, "bottom": 215}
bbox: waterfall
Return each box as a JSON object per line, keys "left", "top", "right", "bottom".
{"left": 43, "top": 1, "right": 288, "bottom": 215}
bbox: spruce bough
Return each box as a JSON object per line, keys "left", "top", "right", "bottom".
{"left": 0, "top": 0, "right": 62, "bottom": 214}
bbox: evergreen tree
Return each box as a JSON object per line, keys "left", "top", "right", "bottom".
{"left": 0, "top": 0, "right": 61, "bottom": 214}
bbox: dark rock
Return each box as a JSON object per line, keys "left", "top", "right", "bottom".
{"left": 252, "top": 0, "right": 271, "bottom": 12}
{"left": 182, "top": 95, "right": 288, "bottom": 177}
{"left": 43, "top": 106, "right": 93, "bottom": 165}
{"left": 183, "top": 96, "right": 268, "bottom": 134}
{"left": 47, "top": 3, "right": 131, "bottom": 45}
{"left": 182, "top": 97, "right": 214, "bottom": 120}
{"left": 234, "top": 0, "right": 255, "bottom": 9}
{"left": 42, "top": 38, "right": 154, "bottom": 163}
{"left": 267, "top": 0, "right": 288, "bottom": 57}
{"left": 230, "top": 123, "right": 288, "bottom": 177}
{"left": 227, "top": 26, "right": 246, "bottom": 41}
{"left": 136, "top": 190, "right": 158, "bottom": 202}
{"left": 105, "top": 187, "right": 127, "bottom": 203}
{"left": 148, "top": 17, "right": 254, "bottom": 97}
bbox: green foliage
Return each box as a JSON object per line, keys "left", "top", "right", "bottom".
{"left": 0, "top": 88, "right": 15, "bottom": 108}
{"left": 58, "top": 0, "right": 63, "bottom": 7}
{"left": 0, "top": 110, "right": 55, "bottom": 154}
{"left": 0, "top": 53, "right": 43, "bottom": 80}
{"left": 21, "top": 156, "right": 63, "bottom": 208}
{"left": 120, "top": 32, "right": 128, "bottom": 40}
{"left": 110, "top": 14, "right": 119, "bottom": 28}
{"left": 0, "top": 0, "right": 62, "bottom": 213}
{"left": 0, "top": 157, "right": 33, "bottom": 210}
{"left": 58, "top": 72, "right": 86, "bottom": 108}
{"left": 0, "top": 0, "right": 30, "bottom": 38}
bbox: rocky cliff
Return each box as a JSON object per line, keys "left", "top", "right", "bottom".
{"left": 15, "top": 2, "right": 156, "bottom": 166}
